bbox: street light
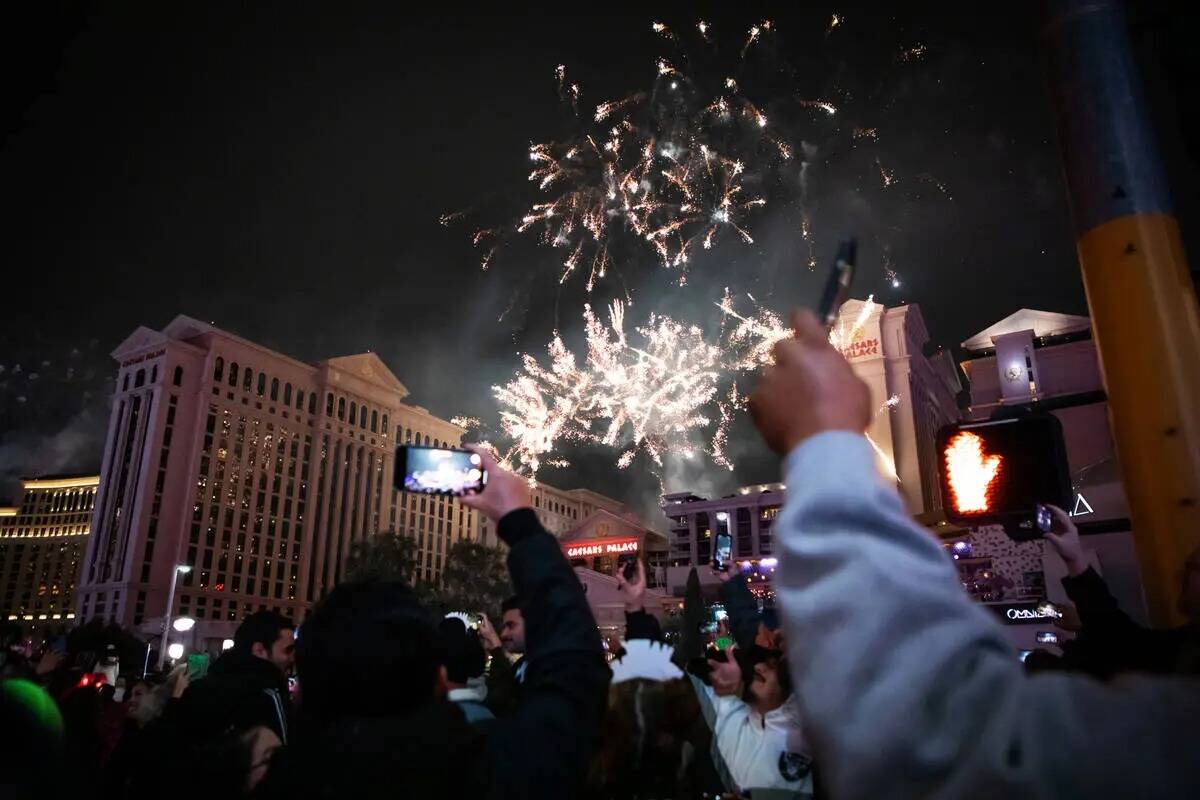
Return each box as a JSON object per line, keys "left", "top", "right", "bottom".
{"left": 172, "top": 616, "right": 196, "bottom": 632}
{"left": 221, "top": 638, "right": 234, "bottom": 651}
{"left": 157, "top": 565, "right": 192, "bottom": 670}
{"left": 166, "top": 643, "right": 184, "bottom": 661}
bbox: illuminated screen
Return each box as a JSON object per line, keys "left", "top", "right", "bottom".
{"left": 397, "top": 447, "right": 485, "bottom": 495}
{"left": 937, "top": 415, "right": 1069, "bottom": 525}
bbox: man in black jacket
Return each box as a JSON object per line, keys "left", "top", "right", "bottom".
{"left": 1043, "top": 503, "right": 1200, "bottom": 675}
{"left": 180, "top": 610, "right": 294, "bottom": 743}
{"left": 258, "top": 447, "right": 609, "bottom": 799}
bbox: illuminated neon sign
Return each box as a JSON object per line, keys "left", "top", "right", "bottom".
{"left": 564, "top": 538, "right": 639, "bottom": 558}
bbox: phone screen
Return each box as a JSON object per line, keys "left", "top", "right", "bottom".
{"left": 394, "top": 446, "right": 486, "bottom": 495}
{"left": 1036, "top": 504, "right": 1053, "bottom": 533}
{"left": 1036, "top": 631, "right": 1059, "bottom": 645}
{"left": 186, "top": 653, "right": 210, "bottom": 681}
{"left": 712, "top": 533, "right": 732, "bottom": 572}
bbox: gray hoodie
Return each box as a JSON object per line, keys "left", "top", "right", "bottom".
{"left": 776, "top": 431, "right": 1200, "bottom": 799}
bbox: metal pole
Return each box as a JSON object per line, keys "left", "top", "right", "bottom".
{"left": 1042, "top": 0, "right": 1200, "bottom": 626}
{"left": 157, "top": 566, "right": 180, "bottom": 670}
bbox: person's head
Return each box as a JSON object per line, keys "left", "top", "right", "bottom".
{"left": 590, "top": 678, "right": 700, "bottom": 797}
{"left": 500, "top": 596, "right": 526, "bottom": 655}
{"left": 127, "top": 677, "right": 165, "bottom": 726}
{"left": 438, "top": 617, "right": 486, "bottom": 689}
{"left": 296, "top": 580, "right": 442, "bottom": 725}
{"left": 1179, "top": 543, "right": 1200, "bottom": 623}
{"left": 234, "top": 611, "right": 295, "bottom": 674}
{"left": 744, "top": 648, "right": 791, "bottom": 714}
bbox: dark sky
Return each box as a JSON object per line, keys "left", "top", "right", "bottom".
{"left": 1, "top": 2, "right": 1196, "bottom": 514}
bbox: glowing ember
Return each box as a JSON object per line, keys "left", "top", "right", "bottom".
{"left": 943, "top": 431, "right": 1003, "bottom": 513}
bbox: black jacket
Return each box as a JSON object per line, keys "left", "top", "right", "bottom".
{"left": 183, "top": 648, "right": 292, "bottom": 742}
{"left": 261, "top": 508, "right": 609, "bottom": 799}
{"left": 1061, "top": 566, "right": 1200, "bottom": 676}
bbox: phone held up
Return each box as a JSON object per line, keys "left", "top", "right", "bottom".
{"left": 711, "top": 511, "right": 732, "bottom": 573}
{"left": 1035, "top": 503, "right": 1054, "bottom": 535}
{"left": 393, "top": 445, "right": 487, "bottom": 496}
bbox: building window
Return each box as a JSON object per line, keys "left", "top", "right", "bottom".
{"left": 151, "top": 365, "right": 158, "bottom": 383}
{"left": 173, "top": 366, "right": 183, "bottom": 386}
{"left": 270, "top": 379, "right": 279, "bottom": 401}
{"left": 381, "top": 414, "right": 389, "bottom": 434}
{"left": 242, "top": 368, "right": 252, "bottom": 392}
{"left": 337, "top": 397, "right": 346, "bottom": 421}
{"left": 308, "top": 394, "right": 317, "bottom": 414}
{"left": 283, "top": 383, "right": 293, "bottom": 405}
{"left": 370, "top": 410, "right": 378, "bottom": 433}
{"left": 257, "top": 373, "right": 266, "bottom": 396}
{"left": 349, "top": 402, "right": 357, "bottom": 427}
{"left": 214, "top": 357, "right": 224, "bottom": 382}
{"left": 295, "top": 390, "right": 304, "bottom": 411}
{"left": 326, "top": 393, "right": 334, "bottom": 415}
{"left": 228, "top": 363, "right": 239, "bottom": 387}
{"left": 360, "top": 406, "right": 368, "bottom": 428}
{"left": 135, "top": 368, "right": 145, "bottom": 388}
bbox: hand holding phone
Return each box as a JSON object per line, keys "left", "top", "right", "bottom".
{"left": 394, "top": 445, "right": 487, "bottom": 496}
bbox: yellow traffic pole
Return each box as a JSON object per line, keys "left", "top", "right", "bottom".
{"left": 1043, "top": 1, "right": 1200, "bottom": 626}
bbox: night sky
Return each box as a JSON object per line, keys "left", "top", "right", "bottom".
{"left": 2, "top": 3, "right": 1196, "bottom": 517}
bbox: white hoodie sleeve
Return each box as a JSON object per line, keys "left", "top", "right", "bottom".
{"left": 776, "top": 431, "right": 1200, "bottom": 799}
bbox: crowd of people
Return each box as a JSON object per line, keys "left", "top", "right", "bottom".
{"left": 4, "top": 308, "right": 1200, "bottom": 798}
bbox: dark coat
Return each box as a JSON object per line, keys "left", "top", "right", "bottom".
{"left": 260, "top": 509, "right": 609, "bottom": 799}
{"left": 1061, "top": 567, "right": 1200, "bottom": 677}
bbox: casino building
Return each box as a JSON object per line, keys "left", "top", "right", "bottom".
{"left": 660, "top": 299, "right": 963, "bottom": 599}
{"left": 1, "top": 474, "right": 98, "bottom": 629}
{"left": 76, "top": 315, "right": 481, "bottom": 653}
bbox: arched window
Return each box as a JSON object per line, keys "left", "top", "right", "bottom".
{"left": 228, "top": 363, "right": 239, "bottom": 387}
{"left": 135, "top": 368, "right": 145, "bottom": 388}
{"left": 213, "top": 357, "right": 224, "bottom": 382}
{"left": 243, "top": 368, "right": 252, "bottom": 392}
{"left": 349, "top": 402, "right": 357, "bottom": 426}
{"left": 123, "top": 373, "right": 130, "bottom": 391}
{"left": 433, "top": 439, "right": 440, "bottom": 448}
{"left": 381, "top": 414, "right": 389, "bottom": 434}
{"left": 270, "top": 378, "right": 279, "bottom": 401}
{"left": 173, "top": 366, "right": 183, "bottom": 386}
{"left": 360, "top": 406, "right": 368, "bottom": 428}
{"left": 424, "top": 435, "right": 431, "bottom": 446}
{"left": 150, "top": 365, "right": 158, "bottom": 383}
{"left": 283, "top": 383, "right": 293, "bottom": 405}
{"left": 337, "top": 397, "right": 345, "bottom": 420}
{"left": 257, "top": 373, "right": 266, "bottom": 397}
{"left": 295, "top": 390, "right": 304, "bottom": 410}
{"left": 371, "top": 410, "right": 378, "bottom": 432}
{"left": 308, "top": 394, "right": 316, "bottom": 414}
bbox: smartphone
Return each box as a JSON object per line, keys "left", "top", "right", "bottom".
{"left": 185, "top": 653, "right": 210, "bottom": 681}
{"left": 1036, "top": 601, "right": 1063, "bottom": 619}
{"left": 618, "top": 553, "right": 639, "bottom": 582}
{"left": 699, "top": 603, "right": 727, "bottom": 635}
{"left": 1036, "top": 631, "right": 1059, "bottom": 645}
{"left": 816, "top": 238, "right": 857, "bottom": 330}
{"left": 394, "top": 445, "right": 486, "bottom": 495}
{"left": 712, "top": 511, "right": 732, "bottom": 573}
{"left": 1018, "top": 649, "right": 1033, "bottom": 663}
{"left": 1036, "top": 503, "right": 1053, "bottom": 534}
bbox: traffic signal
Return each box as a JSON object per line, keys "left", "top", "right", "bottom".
{"left": 936, "top": 414, "right": 1071, "bottom": 540}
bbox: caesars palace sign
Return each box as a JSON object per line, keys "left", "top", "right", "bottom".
{"left": 839, "top": 328, "right": 879, "bottom": 361}
{"left": 563, "top": 538, "right": 639, "bottom": 558}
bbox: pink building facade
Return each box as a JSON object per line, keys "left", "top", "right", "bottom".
{"left": 77, "top": 316, "right": 480, "bottom": 650}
